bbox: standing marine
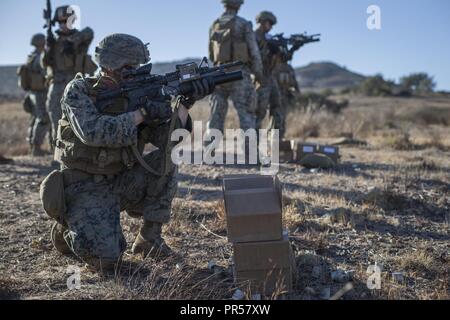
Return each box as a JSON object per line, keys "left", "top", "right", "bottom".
{"left": 207, "top": 0, "right": 263, "bottom": 139}
{"left": 273, "top": 31, "right": 320, "bottom": 114}
{"left": 254, "top": 11, "right": 286, "bottom": 139}
{"left": 273, "top": 59, "right": 300, "bottom": 113}
{"left": 40, "top": 34, "right": 214, "bottom": 271}
{"left": 41, "top": 5, "right": 96, "bottom": 149}
{"left": 17, "top": 33, "right": 50, "bottom": 156}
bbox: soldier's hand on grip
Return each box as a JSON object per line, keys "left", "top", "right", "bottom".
{"left": 181, "top": 77, "right": 215, "bottom": 109}
{"left": 139, "top": 100, "right": 173, "bottom": 124}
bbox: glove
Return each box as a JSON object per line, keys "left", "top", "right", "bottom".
{"left": 181, "top": 77, "right": 215, "bottom": 109}
{"left": 139, "top": 100, "right": 173, "bottom": 125}
{"left": 62, "top": 40, "right": 75, "bottom": 55}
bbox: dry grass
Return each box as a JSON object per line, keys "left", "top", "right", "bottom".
{"left": 0, "top": 101, "right": 32, "bottom": 156}
{"left": 0, "top": 94, "right": 449, "bottom": 300}
{"left": 283, "top": 203, "right": 305, "bottom": 231}
{"left": 395, "top": 250, "right": 437, "bottom": 276}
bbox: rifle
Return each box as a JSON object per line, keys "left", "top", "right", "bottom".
{"left": 43, "top": 0, "right": 55, "bottom": 47}
{"left": 96, "top": 58, "right": 243, "bottom": 176}
{"left": 268, "top": 32, "right": 321, "bottom": 61}
{"left": 96, "top": 58, "right": 243, "bottom": 113}
{"left": 287, "top": 33, "right": 321, "bottom": 47}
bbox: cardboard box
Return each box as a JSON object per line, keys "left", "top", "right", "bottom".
{"left": 233, "top": 234, "right": 294, "bottom": 295}
{"left": 223, "top": 175, "right": 276, "bottom": 191}
{"left": 292, "top": 142, "right": 318, "bottom": 162}
{"left": 317, "top": 145, "right": 339, "bottom": 164}
{"left": 223, "top": 175, "right": 283, "bottom": 243}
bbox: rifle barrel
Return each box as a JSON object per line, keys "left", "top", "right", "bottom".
{"left": 214, "top": 71, "right": 243, "bottom": 86}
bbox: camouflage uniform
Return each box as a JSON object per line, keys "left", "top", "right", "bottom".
{"left": 254, "top": 13, "right": 285, "bottom": 139}
{"left": 207, "top": 1, "right": 263, "bottom": 134}
{"left": 26, "top": 50, "right": 50, "bottom": 149}
{"left": 42, "top": 11, "right": 95, "bottom": 147}
{"left": 54, "top": 74, "right": 190, "bottom": 267}
{"left": 42, "top": 34, "right": 195, "bottom": 269}
{"left": 273, "top": 60, "right": 300, "bottom": 113}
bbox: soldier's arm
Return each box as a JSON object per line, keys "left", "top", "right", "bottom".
{"left": 70, "top": 27, "right": 94, "bottom": 47}
{"left": 61, "top": 79, "right": 139, "bottom": 148}
{"left": 245, "top": 22, "right": 264, "bottom": 80}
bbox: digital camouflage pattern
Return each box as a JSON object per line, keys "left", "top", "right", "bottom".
{"left": 94, "top": 33, "right": 150, "bottom": 71}
{"left": 51, "top": 73, "right": 190, "bottom": 267}
{"left": 208, "top": 67, "right": 257, "bottom": 133}
{"left": 60, "top": 76, "right": 138, "bottom": 148}
{"left": 61, "top": 152, "right": 177, "bottom": 266}
{"left": 207, "top": 8, "right": 262, "bottom": 134}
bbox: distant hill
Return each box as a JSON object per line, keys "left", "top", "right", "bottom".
{"left": 0, "top": 66, "right": 24, "bottom": 99}
{"left": 150, "top": 57, "right": 202, "bottom": 74}
{"left": 0, "top": 59, "right": 365, "bottom": 99}
{"left": 295, "top": 62, "right": 366, "bottom": 90}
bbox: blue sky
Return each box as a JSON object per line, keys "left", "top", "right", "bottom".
{"left": 1, "top": 0, "right": 449, "bottom": 90}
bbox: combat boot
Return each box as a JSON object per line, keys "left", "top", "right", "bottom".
{"left": 131, "top": 221, "right": 173, "bottom": 259}
{"left": 50, "top": 221, "right": 72, "bottom": 255}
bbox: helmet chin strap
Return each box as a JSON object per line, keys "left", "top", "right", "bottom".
{"left": 97, "top": 71, "right": 121, "bottom": 88}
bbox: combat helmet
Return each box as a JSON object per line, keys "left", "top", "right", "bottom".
{"left": 31, "top": 33, "right": 46, "bottom": 47}
{"left": 256, "top": 11, "right": 278, "bottom": 25}
{"left": 53, "top": 5, "right": 75, "bottom": 23}
{"left": 221, "top": 0, "right": 244, "bottom": 8}
{"left": 94, "top": 33, "right": 150, "bottom": 71}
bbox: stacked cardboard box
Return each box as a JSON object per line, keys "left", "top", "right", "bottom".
{"left": 223, "top": 175, "right": 293, "bottom": 295}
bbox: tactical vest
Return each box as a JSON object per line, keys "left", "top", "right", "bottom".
{"left": 51, "top": 29, "right": 96, "bottom": 77}
{"left": 54, "top": 74, "right": 145, "bottom": 175}
{"left": 211, "top": 15, "right": 250, "bottom": 64}
{"left": 17, "top": 53, "right": 46, "bottom": 92}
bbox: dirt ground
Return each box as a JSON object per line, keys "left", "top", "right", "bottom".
{"left": 0, "top": 95, "right": 449, "bottom": 300}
